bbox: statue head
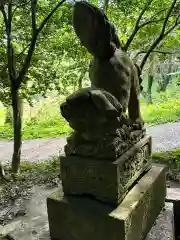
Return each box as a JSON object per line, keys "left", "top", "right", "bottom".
{"left": 60, "top": 87, "right": 123, "bottom": 136}
{"left": 72, "top": 1, "right": 121, "bottom": 59}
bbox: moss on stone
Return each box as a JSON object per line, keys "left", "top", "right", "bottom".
{"left": 152, "top": 149, "right": 180, "bottom": 182}
{"left": 152, "top": 148, "right": 180, "bottom": 164}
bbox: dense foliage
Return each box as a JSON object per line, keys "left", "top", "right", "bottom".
{"left": 0, "top": 0, "right": 179, "bottom": 104}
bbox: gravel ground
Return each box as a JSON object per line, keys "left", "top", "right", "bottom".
{"left": 0, "top": 122, "right": 180, "bottom": 164}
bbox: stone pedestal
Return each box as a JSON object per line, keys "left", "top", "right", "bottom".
{"left": 60, "top": 135, "right": 152, "bottom": 205}
{"left": 47, "top": 165, "right": 166, "bottom": 240}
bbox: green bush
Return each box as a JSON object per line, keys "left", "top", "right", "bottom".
{"left": 141, "top": 84, "right": 180, "bottom": 125}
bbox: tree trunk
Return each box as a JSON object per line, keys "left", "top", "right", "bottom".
{"left": 163, "top": 75, "right": 171, "bottom": 90}
{"left": 146, "top": 74, "right": 154, "bottom": 104}
{"left": 78, "top": 70, "right": 86, "bottom": 89}
{"left": 141, "top": 89, "right": 147, "bottom": 99}
{"left": 11, "top": 86, "right": 22, "bottom": 174}
{"left": 157, "top": 63, "right": 172, "bottom": 92}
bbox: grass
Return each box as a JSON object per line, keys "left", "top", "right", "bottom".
{"left": 152, "top": 148, "right": 180, "bottom": 182}
{"left": 0, "top": 96, "right": 72, "bottom": 140}
{"left": 1, "top": 157, "right": 60, "bottom": 185}
{"left": 0, "top": 83, "right": 180, "bottom": 140}
{"left": 152, "top": 148, "right": 180, "bottom": 165}
{"left": 142, "top": 98, "right": 180, "bottom": 125}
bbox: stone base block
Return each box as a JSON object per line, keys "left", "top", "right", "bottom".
{"left": 47, "top": 164, "right": 166, "bottom": 240}
{"left": 60, "top": 134, "right": 152, "bottom": 205}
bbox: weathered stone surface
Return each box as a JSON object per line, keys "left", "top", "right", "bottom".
{"left": 47, "top": 164, "right": 166, "bottom": 240}
{"left": 166, "top": 188, "right": 180, "bottom": 239}
{"left": 61, "top": 87, "right": 145, "bottom": 160}
{"left": 65, "top": 127, "right": 146, "bottom": 160}
{"left": 61, "top": 134, "right": 152, "bottom": 205}
{"left": 71, "top": 1, "right": 144, "bottom": 134}
{"left": 146, "top": 203, "right": 174, "bottom": 240}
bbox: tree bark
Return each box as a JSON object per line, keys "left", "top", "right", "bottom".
{"left": 140, "top": 0, "right": 179, "bottom": 70}
{"left": 78, "top": 69, "right": 86, "bottom": 89}
{"left": 162, "top": 63, "right": 172, "bottom": 91}
{"left": 141, "top": 89, "right": 147, "bottom": 99}
{"left": 11, "top": 85, "right": 22, "bottom": 174}
{"left": 157, "top": 75, "right": 171, "bottom": 92}
{"left": 0, "top": 0, "right": 66, "bottom": 175}
{"left": 157, "top": 61, "right": 172, "bottom": 92}
{"left": 78, "top": 75, "right": 83, "bottom": 89}
{"left": 146, "top": 74, "right": 154, "bottom": 104}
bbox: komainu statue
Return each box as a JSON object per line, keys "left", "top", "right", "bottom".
{"left": 60, "top": 1, "right": 145, "bottom": 160}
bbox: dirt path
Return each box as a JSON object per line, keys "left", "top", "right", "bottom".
{"left": 1, "top": 122, "right": 180, "bottom": 163}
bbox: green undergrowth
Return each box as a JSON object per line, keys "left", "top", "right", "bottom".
{"left": 152, "top": 148, "right": 180, "bottom": 182}
{"left": 152, "top": 148, "right": 180, "bottom": 163}
{"left": 141, "top": 83, "right": 180, "bottom": 125}
{"left": 0, "top": 116, "right": 71, "bottom": 140}
{"left": 0, "top": 97, "right": 72, "bottom": 140}
{"left": 0, "top": 85, "right": 180, "bottom": 140}
{"left": 142, "top": 97, "right": 180, "bottom": 125}
{"left": 2, "top": 157, "right": 60, "bottom": 186}
{"left": 0, "top": 157, "right": 60, "bottom": 209}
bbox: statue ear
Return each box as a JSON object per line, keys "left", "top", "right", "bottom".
{"left": 72, "top": 1, "right": 114, "bottom": 58}
{"left": 66, "top": 87, "right": 90, "bottom": 106}
{"left": 90, "top": 90, "right": 122, "bottom": 117}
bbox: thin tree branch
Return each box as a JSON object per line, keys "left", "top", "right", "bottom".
{"left": 0, "top": 7, "right": 9, "bottom": 78}
{"left": 16, "top": 43, "right": 31, "bottom": 59}
{"left": 150, "top": 7, "right": 169, "bottom": 20}
{"left": 37, "top": 0, "right": 66, "bottom": 34}
{"left": 123, "top": 0, "right": 154, "bottom": 51}
{"left": 163, "top": 14, "right": 180, "bottom": 36}
{"left": 12, "top": 0, "right": 31, "bottom": 17}
{"left": 31, "top": 0, "right": 37, "bottom": 32}
{"left": 17, "top": 0, "right": 66, "bottom": 87}
{"left": 5, "top": 2, "right": 17, "bottom": 83}
{"left": 0, "top": 3, "right": 17, "bottom": 84}
{"left": 17, "top": 0, "right": 37, "bottom": 86}
{"left": 140, "top": 0, "right": 179, "bottom": 70}
{"left": 0, "top": 5, "right": 8, "bottom": 34}
{"left": 139, "top": 17, "right": 166, "bottom": 29}
{"left": 134, "top": 50, "right": 179, "bottom": 58}
{"left": 161, "top": 0, "right": 177, "bottom": 34}
{"left": 0, "top": 43, "right": 31, "bottom": 75}
{"left": 136, "top": 0, "right": 153, "bottom": 27}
